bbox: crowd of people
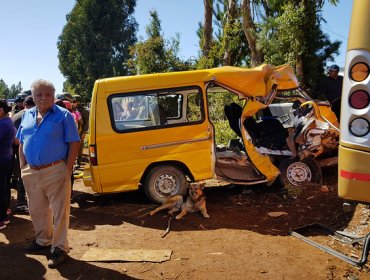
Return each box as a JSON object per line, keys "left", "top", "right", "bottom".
{"left": 0, "top": 80, "right": 89, "bottom": 268}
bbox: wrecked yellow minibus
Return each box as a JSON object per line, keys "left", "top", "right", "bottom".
{"left": 84, "top": 64, "right": 339, "bottom": 203}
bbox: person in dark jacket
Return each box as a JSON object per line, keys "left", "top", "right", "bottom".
{"left": 319, "top": 64, "right": 343, "bottom": 121}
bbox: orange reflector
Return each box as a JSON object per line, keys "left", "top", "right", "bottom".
{"left": 350, "top": 62, "right": 369, "bottom": 82}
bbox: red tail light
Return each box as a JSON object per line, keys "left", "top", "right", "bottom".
{"left": 349, "top": 90, "right": 369, "bottom": 109}
{"left": 89, "top": 145, "right": 98, "bottom": 165}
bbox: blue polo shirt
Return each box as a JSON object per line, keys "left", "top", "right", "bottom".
{"left": 16, "top": 104, "right": 80, "bottom": 166}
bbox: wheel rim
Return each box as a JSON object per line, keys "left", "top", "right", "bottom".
{"left": 153, "top": 173, "right": 179, "bottom": 197}
{"left": 286, "top": 161, "right": 312, "bottom": 186}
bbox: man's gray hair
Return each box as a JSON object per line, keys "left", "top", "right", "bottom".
{"left": 31, "top": 79, "right": 56, "bottom": 95}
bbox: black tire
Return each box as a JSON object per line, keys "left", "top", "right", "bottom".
{"left": 144, "top": 165, "right": 187, "bottom": 203}
{"left": 279, "top": 157, "right": 322, "bottom": 188}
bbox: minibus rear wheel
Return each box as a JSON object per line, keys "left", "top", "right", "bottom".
{"left": 144, "top": 165, "right": 187, "bottom": 204}
{"left": 279, "top": 157, "right": 322, "bottom": 188}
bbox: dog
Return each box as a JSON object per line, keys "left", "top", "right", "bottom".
{"left": 149, "top": 182, "right": 210, "bottom": 220}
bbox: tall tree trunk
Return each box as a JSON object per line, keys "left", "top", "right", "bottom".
{"left": 241, "top": 0, "right": 263, "bottom": 67}
{"left": 296, "top": 55, "right": 304, "bottom": 81}
{"left": 223, "top": 0, "right": 237, "bottom": 65}
{"left": 203, "top": 0, "right": 213, "bottom": 57}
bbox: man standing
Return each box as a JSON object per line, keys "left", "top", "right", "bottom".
{"left": 11, "top": 95, "right": 35, "bottom": 212}
{"left": 72, "top": 95, "right": 89, "bottom": 166}
{"left": 17, "top": 79, "right": 80, "bottom": 268}
{"left": 9, "top": 96, "right": 25, "bottom": 117}
{"left": 319, "top": 64, "right": 343, "bottom": 121}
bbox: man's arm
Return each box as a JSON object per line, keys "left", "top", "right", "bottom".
{"left": 18, "top": 143, "right": 27, "bottom": 168}
{"left": 65, "top": 141, "right": 80, "bottom": 174}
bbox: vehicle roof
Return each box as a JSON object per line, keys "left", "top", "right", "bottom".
{"left": 95, "top": 64, "right": 298, "bottom": 98}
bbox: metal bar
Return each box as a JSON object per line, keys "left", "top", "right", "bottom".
{"left": 290, "top": 223, "right": 370, "bottom": 267}
{"left": 141, "top": 136, "right": 211, "bottom": 150}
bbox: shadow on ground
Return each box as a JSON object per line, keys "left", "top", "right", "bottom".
{"left": 66, "top": 166, "right": 354, "bottom": 236}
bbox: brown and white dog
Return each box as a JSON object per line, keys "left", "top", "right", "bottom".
{"left": 149, "top": 182, "right": 210, "bottom": 220}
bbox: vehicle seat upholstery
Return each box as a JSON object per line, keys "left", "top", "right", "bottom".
{"left": 244, "top": 117, "right": 288, "bottom": 150}
{"left": 158, "top": 105, "right": 168, "bottom": 125}
{"left": 224, "top": 103, "right": 243, "bottom": 137}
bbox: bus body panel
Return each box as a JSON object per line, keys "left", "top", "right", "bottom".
{"left": 347, "top": 0, "right": 370, "bottom": 52}
{"left": 338, "top": 145, "right": 370, "bottom": 202}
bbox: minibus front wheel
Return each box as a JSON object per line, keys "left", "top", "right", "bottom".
{"left": 279, "top": 157, "right": 322, "bottom": 188}
{"left": 144, "top": 165, "right": 188, "bottom": 204}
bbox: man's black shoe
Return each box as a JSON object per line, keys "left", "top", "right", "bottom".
{"left": 24, "top": 240, "right": 51, "bottom": 252}
{"left": 48, "top": 247, "right": 68, "bottom": 268}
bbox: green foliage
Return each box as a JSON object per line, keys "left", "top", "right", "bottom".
{"left": 0, "top": 80, "right": 22, "bottom": 99}
{"left": 62, "top": 81, "right": 76, "bottom": 96}
{"left": 196, "top": 0, "right": 341, "bottom": 90}
{"left": 57, "top": 0, "right": 137, "bottom": 100}
{"left": 207, "top": 89, "right": 244, "bottom": 146}
{"left": 196, "top": 38, "right": 224, "bottom": 69}
{"left": 258, "top": 3, "right": 305, "bottom": 66}
{"left": 257, "top": 1, "right": 340, "bottom": 89}
{"left": 128, "top": 10, "right": 192, "bottom": 74}
{"left": 9, "top": 82, "right": 23, "bottom": 98}
{"left": 196, "top": 0, "right": 249, "bottom": 69}
{"left": 214, "top": 120, "right": 239, "bottom": 146}
{"left": 186, "top": 92, "right": 203, "bottom": 122}
{"left": 0, "top": 80, "right": 10, "bottom": 99}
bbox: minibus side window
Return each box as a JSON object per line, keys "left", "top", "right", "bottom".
{"left": 109, "top": 86, "right": 204, "bottom": 132}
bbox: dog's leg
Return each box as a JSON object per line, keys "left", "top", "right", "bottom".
{"left": 200, "top": 209, "right": 210, "bottom": 218}
{"left": 175, "top": 209, "right": 188, "bottom": 220}
{"left": 168, "top": 207, "right": 180, "bottom": 216}
{"left": 150, "top": 204, "right": 172, "bottom": 216}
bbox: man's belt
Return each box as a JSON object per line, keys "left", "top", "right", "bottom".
{"left": 29, "top": 160, "right": 64, "bottom": 170}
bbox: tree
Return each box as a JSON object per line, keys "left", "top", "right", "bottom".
{"left": 197, "top": 0, "right": 249, "bottom": 69}
{"left": 203, "top": 0, "right": 213, "bottom": 57}
{"left": 57, "top": 0, "right": 137, "bottom": 99}
{"left": 257, "top": 0, "right": 340, "bottom": 88}
{"left": 0, "top": 80, "right": 10, "bottom": 99}
{"left": 128, "top": 10, "right": 191, "bottom": 74}
{"left": 196, "top": 0, "right": 341, "bottom": 89}
{"left": 9, "top": 82, "right": 23, "bottom": 98}
{"left": 0, "top": 80, "right": 22, "bottom": 99}
{"left": 241, "top": 0, "right": 263, "bottom": 66}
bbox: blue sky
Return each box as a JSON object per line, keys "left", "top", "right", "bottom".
{"left": 0, "top": 0, "right": 352, "bottom": 95}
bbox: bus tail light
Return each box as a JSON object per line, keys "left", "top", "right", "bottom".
{"left": 89, "top": 145, "right": 98, "bottom": 165}
{"left": 349, "top": 90, "right": 370, "bottom": 109}
{"left": 349, "top": 118, "right": 370, "bottom": 137}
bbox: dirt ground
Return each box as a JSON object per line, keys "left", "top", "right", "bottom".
{"left": 1, "top": 165, "right": 370, "bottom": 280}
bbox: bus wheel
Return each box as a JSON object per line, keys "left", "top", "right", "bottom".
{"left": 144, "top": 165, "right": 187, "bottom": 204}
{"left": 279, "top": 157, "right": 322, "bottom": 188}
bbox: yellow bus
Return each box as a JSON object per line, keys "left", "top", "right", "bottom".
{"left": 338, "top": 0, "right": 370, "bottom": 203}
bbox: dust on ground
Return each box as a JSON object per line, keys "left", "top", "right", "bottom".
{"left": 1, "top": 165, "right": 370, "bottom": 280}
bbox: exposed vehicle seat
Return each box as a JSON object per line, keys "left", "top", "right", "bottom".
{"left": 224, "top": 103, "right": 243, "bottom": 137}
{"left": 244, "top": 117, "right": 288, "bottom": 150}
{"left": 159, "top": 105, "right": 168, "bottom": 125}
